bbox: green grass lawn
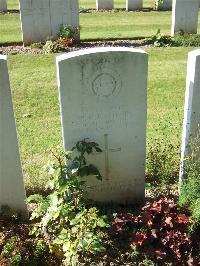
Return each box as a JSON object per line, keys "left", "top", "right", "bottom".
{"left": 1, "top": 0, "right": 171, "bottom": 43}
{"left": 6, "top": 47, "right": 191, "bottom": 191}
{"left": 3, "top": 0, "right": 200, "bottom": 43}
{"left": 0, "top": 10, "right": 173, "bottom": 43}
{"left": 2, "top": 2, "right": 200, "bottom": 43}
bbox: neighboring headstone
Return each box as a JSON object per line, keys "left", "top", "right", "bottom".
{"left": 0, "top": 55, "right": 28, "bottom": 217}
{"left": 156, "top": 0, "right": 172, "bottom": 10}
{"left": 19, "top": 0, "right": 79, "bottom": 45}
{"left": 126, "top": 0, "right": 143, "bottom": 11}
{"left": 56, "top": 47, "right": 148, "bottom": 204}
{"left": 180, "top": 50, "right": 200, "bottom": 181}
{"left": 171, "top": 0, "right": 199, "bottom": 36}
{"left": 96, "top": 0, "right": 114, "bottom": 10}
{"left": 0, "top": 0, "right": 7, "bottom": 11}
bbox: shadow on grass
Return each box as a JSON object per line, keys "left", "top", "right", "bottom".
{"left": 0, "top": 41, "right": 23, "bottom": 47}
{"left": 0, "top": 9, "right": 19, "bottom": 14}
{"left": 79, "top": 7, "right": 155, "bottom": 13}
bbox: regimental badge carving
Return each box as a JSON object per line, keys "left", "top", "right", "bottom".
{"left": 91, "top": 69, "right": 121, "bottom": 97}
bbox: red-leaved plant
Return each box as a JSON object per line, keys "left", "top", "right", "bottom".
{"left": 113, "top": 197, "right": 200, "bottom": 265}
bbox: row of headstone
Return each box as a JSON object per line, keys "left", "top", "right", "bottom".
{"left": 0, "top": 56, "right": 27, "bottom": 218}
{"left": 10, "top": 0, "right": 200, "bottom": 45}
{"left": 19, "top": 0, "right": 79, "bottom": 45}
{"left": 96, "top": 0, "right": 172, "bottom": 11}
{"left": 0, "top": 48, "right": 147, "bottom": 214}
{"left": 1, "top": 45, "right": 199, "bottom": 214}
{"left": 0, "top": 0, "right": 7, "bottom": 11}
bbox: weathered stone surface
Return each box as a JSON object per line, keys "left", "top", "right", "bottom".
{"left": 180, "top": 50, "right": 200, "bottom": 180}
{"left": 0, "top": 0, "right": 7, "bottom": 11}
{"left": 96, "top": 0, "right": 114, "bottom": 10}
{"left": 171, "top": 0, "right": 199, "bottom": 36}
{"left": 0, "top": 55, "right": 27, "bottom": 217}
{"left": 126, "top": 0, "right": 143, "bottom": 11}
{"left": 19, "top": 0, "right": 79, "bottom": 45}
{"left": 56, "top": 47, "right": 148, "bottom": 204}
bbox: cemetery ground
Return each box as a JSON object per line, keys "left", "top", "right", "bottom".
{"left": 0, "top": 1, "right": 200, "bottom": 265}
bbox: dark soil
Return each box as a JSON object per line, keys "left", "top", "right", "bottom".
{"left": 0, "top": 196, "right": 199, "bottom": 266}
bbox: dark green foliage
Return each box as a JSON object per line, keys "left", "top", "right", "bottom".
{"left": 144, "top": 30, "right": 200, "bottom": 47}
{"left": 179, "top": 158, "right": 200, "bottom": 231}
{"left": 59, "top": 24, "right": 74, "bottom": 39}
{"left": 173, "top": 33, "right": 200, "bottom": 47}
{"left": 1, "top": 236, "right": 18, "bottom": 259}
{"left": 143, "top": 29, "right": 171, "bottom": 47}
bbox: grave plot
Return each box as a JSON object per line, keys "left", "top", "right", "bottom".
{"left": 19, "top": 0, "right": 79, "bottom": 45}
{"left": 57, "top": 47, "right": 148, "bottom": 204}
{"left": 171, "top": 0, "right": 199, "bottom": 36}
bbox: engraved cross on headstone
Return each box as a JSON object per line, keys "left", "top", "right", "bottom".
{"left": 103, "top": 134, "right": 121, "bottom": 180}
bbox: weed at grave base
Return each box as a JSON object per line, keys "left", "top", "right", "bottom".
{"left": 42, "top": 24, "right": 78, "bottom": 54}
{"left": 27, "top": 140, "right": 108, "bottom": 266}
{"left": 144, "top": 30, "right": 200, "bottom": 47}
{"left": 179, "top": 135, "right": 200, "bottom": 233}
{"left": 146, "top": 119, "right": 180, "bottom": 198}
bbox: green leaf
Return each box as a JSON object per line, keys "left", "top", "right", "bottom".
{"left": 78, "top": 238, "right": 89, "bottom": 249}
{"left": 27, "top": 194, "right": 44, "bottom": 203}
{"left": 97, "top": 218, "right": 108, "bottom": 227}
{"left": 79, "top": 166, "right": 89, "bottom": 177}
{"left": 95, "top": 147, "right": 102, "bottom": 153}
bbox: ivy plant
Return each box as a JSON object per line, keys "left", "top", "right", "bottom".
{"left": 27, "top": 140, "right": 108, "bottom": 266}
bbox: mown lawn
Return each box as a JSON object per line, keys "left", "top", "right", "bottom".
{"left": 6, "top": 47, "right": 191, "bottom": 191}
{"left": 2, "top": 1, "right": 200, "bottom": 43}
{"left": 0, "top": 10, "right": 173, "bottom": 43}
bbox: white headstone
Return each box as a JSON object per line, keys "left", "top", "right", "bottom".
{"left": 0, "top": 55, "right": 27, "bottom": 217}
{"left": 180, "top": 50, "right": 200, "bottom": 181}
{"left": 171, "top": 0, "right": 199, "bottom": 36}
{"left": 126, "top": 0, "right": 143, "bottom": 11}
{"left": 96, "top": 0, "right": 114, "bottom": 10}
{"left": 0, "top": 0, "right": 7, "bottom": 11}
{"left": 56, "top": 47, "right": 148, "bottom": 204}
{"left": 19, "top": 0, "right": 79, "bottom": 45}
